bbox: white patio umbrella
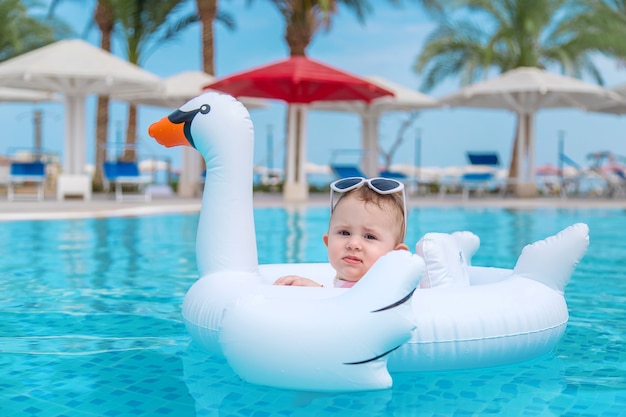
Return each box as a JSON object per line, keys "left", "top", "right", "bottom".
{"left": 113, "top": 70, "right": 268, "bottom": 110}
{"left": 113, "top": 70, "right": 268, "bottom": 197}
{"left": 439, "top": 67, "right": 622, "bottom": 192}
{"left": 0, "top": 39, "right": 161, "bottom": 175}
{"left": 588, "top": 82, "right": 626, "bottom": 114}
{"left": 0, "top": 87, "right": 59, "bottom": 103}
{"left": 311, "top": 76, "right": 439, "bottom": 176}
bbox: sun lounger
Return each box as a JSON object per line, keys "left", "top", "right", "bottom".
{"left": 460, "top": 152, "right": 501, "bottom": 199}
{"left": 8, "top": 161, "right": 46, "bottom": 201}
{"left": 103, "top": 161, "right": 152, "bottom": 202}
{"left": 329, "top": 164, "right": 366, "bottom": 179}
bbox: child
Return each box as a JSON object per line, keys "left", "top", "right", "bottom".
{"left": 274, "top": 177, "right": 409, "bottom": 288}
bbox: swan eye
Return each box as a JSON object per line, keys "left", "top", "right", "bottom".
{"left": 199, "top": 104, "right": 211, "bottom": 114}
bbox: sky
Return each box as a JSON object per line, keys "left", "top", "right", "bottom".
{"left": 2, "top": 0, "right": 626, "bottom": 172}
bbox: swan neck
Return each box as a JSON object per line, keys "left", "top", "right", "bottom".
{"left": 196, "top": 161, "right": 258, "bottom": 277}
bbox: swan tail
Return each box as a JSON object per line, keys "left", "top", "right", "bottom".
{"left": 513, "top": 223, "right": 589, "bottom": 293}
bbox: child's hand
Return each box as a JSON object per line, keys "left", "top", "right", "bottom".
{"left": 273, "top": 275, "right": 323, "bottom": 287}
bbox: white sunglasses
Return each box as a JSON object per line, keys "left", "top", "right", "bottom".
{"left": 330, "top": 177, "right": 407, "bottom": 235}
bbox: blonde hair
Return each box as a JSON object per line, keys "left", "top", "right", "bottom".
{"left": 333, "top": 186, "right": 406, "bottom": 243}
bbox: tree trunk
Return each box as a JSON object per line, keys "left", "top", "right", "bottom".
{"left": 94, "top": 96, "right": 109, "bottom": 188}
{"left": 507, "top": 115, "right": 533, "bottom": 195}
{"left": 196, "top": 0, "right": 217, "bottom": 75}
{"left": 507, "top": 118, "right": 520, "bottom": 192}
{"left": 122, "top": 104, "right": 138, "bottom": 162}
{"left": 281, "top": 7, "right": 316, "bottom": 199}
{"left": 93, "top": 1, "right": 114, "bottom": 189}
{"left": 285, "top": 19, "right": 313, "bottom": 56}
{"left": 181, "top": 0, "right": 217, "bottom": 196}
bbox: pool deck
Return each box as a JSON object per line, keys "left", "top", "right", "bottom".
{"left": 0, "top": 191, "right": 623, "bottom": 221}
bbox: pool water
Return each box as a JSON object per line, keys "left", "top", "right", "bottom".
{"left": 1, "top": 207, "right": 625, "bottom": 416}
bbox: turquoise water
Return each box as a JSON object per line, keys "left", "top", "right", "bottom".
{"left": 1, "top": 207, "right": 625, "bottom": 416}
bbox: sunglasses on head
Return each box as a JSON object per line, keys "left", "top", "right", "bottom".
{"left": 329, "top": 176, "right": 407, "bottom": 234}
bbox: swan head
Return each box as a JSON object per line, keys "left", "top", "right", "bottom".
{"left": 148, "top": 92, "right": 254, "bottom": 162}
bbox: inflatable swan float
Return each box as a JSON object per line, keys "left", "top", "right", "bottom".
{"left": 148, "top": 92, "right": 589, "bottom": 392}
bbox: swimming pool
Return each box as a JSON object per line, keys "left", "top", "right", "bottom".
{"left": 1, "top": 206, "right": 624, "bottom": 416}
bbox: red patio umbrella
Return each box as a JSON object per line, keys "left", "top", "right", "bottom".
{"left": 204, "top": 56, "right": 393, "bottom": 104}
{"left": 204, "top": 56, "right": 394, "bottom": 201}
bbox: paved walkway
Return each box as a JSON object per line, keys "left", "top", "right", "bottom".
{"left": 0, "top": 191, "right": 623, "bottom": 221}
{"left": 0, "top": 194, "right": 201, "bottom": 221}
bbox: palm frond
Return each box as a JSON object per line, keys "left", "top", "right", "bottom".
{"left": 413, "top": 0, "right": 626, "bottom": 89}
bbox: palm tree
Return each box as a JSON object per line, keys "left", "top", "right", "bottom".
{"left": 109, "top": 0, "right": 197, "bottom": 162}
{"left": 176, "top": 1, "right": 235, "bottom": 197}
{"left": 0, "top": 0, "right": 70, "bottom": 62}
{"left": 414, "top": 0, "right": 626, "bottom": 189}
{"left": 565, "top": 0, "right": 626, "bottom": 60}
{"left": 90, "top": 1, "right": 115, "bottom": 189}
{"left": 196, "top": 0, "right": 218, "bottom": 75}
{"left": 195, "top": 0, "right": 235, "bottom": 74}
{"left": 266, "top": 0, "right": 375, "bottom": 57}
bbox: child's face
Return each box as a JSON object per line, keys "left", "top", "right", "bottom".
{"left": 323, "top": 193, "right": 404, "bottom": 283}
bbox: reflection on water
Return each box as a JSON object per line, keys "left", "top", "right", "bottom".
{"left": 0, "top": 214, "right": 198, "bottom": 343}
{"left": 255, "top": 207, "right": 329, "bottom": 264}
{"left": 285, "top": 208, "right": 306, "bottom": 263}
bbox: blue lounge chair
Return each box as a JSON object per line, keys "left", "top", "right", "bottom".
{"left": 8, "top": 161, "right": 46, "bottom": 201}
{"left": 460, "top": 152, "right": 501, "bottom": 199}
{"left": 467, "top": 152, "right": 499, "bottom": 167}
{"left": 103, "top": 161, "right": 152, "bottom": 202}
{"left": 329, "top": 164, "right": 366, "bottom": 179}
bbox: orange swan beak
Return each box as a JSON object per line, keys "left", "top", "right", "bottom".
{"left": 148, "top": 116, "right": 192, "bottom": 148}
